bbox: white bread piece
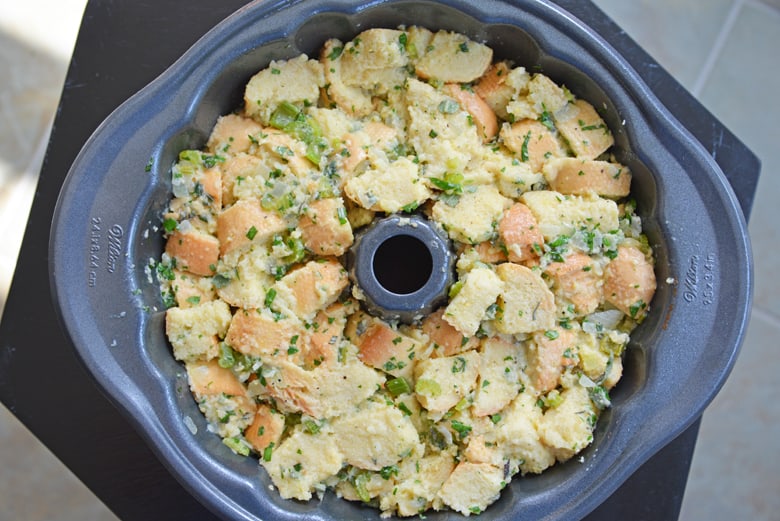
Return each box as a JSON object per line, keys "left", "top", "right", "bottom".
{"left": 432, "top": 184, "right": 511, "bottom": 245}
{"left": 443, "top": 267, "right": 504, "bottom": 336}
{"left": 273, "top": 258, "right": 349, "bottom": 319}
{"left": 214, "top": 246, "right": 275, "bottom": 310}
{"left": 437, "top": 462, "right": 504, "bottom": 516}
{"left": 414, "top": 351, "right": 480, "bottom": 415}
{"left": 392, "top": 451, "right": 456, "bottom": 516}
{"left": 519, "top": 190, "right": 619, "bottom": 240}
{"left": 244, "top": 55, "right": 324, "bottom": 125}
{"left": 472, "top": 337, "right": 525, "bottom": 417}
{"left": 258, "top": 358, "right": 384, "bottom": 419}
{"left": 331, "top": 399, "right": 422, "bottom": 471}
{"left": 165, "top": 299, "right": 231, "bottom": 362}
{"left": 500, "top": 119, "right": 562, "bottom": 173}
{"left": 321, "top": 38, "right": 374, "bottom": 117}
{"left": 338, "top": 28, "right": 410, "bottom": 95}
{"left": 537, "top": 384, "right": 597, "bottom": 462}
{"left": 224, "top": 308, "right": 303, "bottom": 363}
{"left": 261, "top": 423, "right": 344, "bottom": 500}
{"left": 292, "top": 198, "right": 355, "bottom": 258}
{"left": 243, "top": 403, "right": 286, "bottom": 454}
{"left": 404, "top": 77, "right": 482, "bottom": 177}
{"left": 415, "top": 30, "right": 492, "bottom": 83}
{"left": 344, "top": 156, "right": 431, "bottom": 213}
{"left": 206, "top": 114, "right": 263, "bottom": 156}
{"left": 493, "top": 263, "right": 556, "bottom": 334}
{"left": 493, "top": 392, "right": 556, "bottom": 474}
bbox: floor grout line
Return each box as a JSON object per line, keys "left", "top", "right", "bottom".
{"left": 690, "top": 0, "right": 745, "bottom": 97}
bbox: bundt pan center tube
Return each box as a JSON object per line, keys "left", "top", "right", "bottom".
{"left": 348, "top": 214, "right": 456, "bottom": 324}
{"left": 49, "top": 1, "right": 752, "bottom": 520}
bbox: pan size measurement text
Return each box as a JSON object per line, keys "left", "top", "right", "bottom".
{"left": 87, "top": 217, "right": 125, "bottom": 287}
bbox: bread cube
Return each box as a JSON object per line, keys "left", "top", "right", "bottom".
{"left": 519, "top": 190, "right": 619, "bottom": 240}
{"left": 443, "top": 267, "right": 504, "bottom": 336}
{"left": 472, "top": 337, "right": 525, "bottom": 417}
{"left": 165, "top": 299, "right": 231, "bottom": 362}
{"left": 260, "top": 423, "right": 344, "bottom": 500}
{"left": 415, "top": 30, "right": 492, "bottom": 83}
{"left": 543, "top": 157, "right": 631, "bottom": 198}
{"left": 423, "top": 308, "right": 480, "bottom": 357}
{"left": 332, "top": 399, "right": 422, "bottom": 471}
{"left": 493, "top": 263, "right": 556, "bottom": 335}
{"left": 604, "top": 245, "right": 656, "bottom": 319}
{"left": 244, "top": 55, "right": 324, "bottom": 125}
{"left": 224, "top": 308, "right": 303, "bottom": 361}
{"left": 500, "top": 119, "right": 562, "bottom": 173}
{"left": 432, "top": 184, "right": 511, "bottom": 245}
{"left": 537, "top": 385, "right": 597, "bottom": 461}
{"left": 299, "top": 197, "right": 354, "bottom": 256}
{"left": 165, "top": 228, "right": 220, "bottom": 276}
{"left": 217, "top": 199, "right": 287, "bottom": 256}
{"left": 414, "top": 351, "right": 480, "bottom": 415}
{"left": 206, "top": 114, "right": 264, "bottom": 156}
{"left": 554, "top": 98, "right": 614, "bottom": 159}
{"left": 437, "top": 462, "right": 504, "bottom": 516}
{"left": 273, "top": 259, "right": 348, "bottom": 319}
{"left": 344, "top": 156, "right": 431, "bottom": 213}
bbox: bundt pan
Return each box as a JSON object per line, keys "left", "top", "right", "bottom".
{"left": 50, "top": 0, "right": 753, "bottom": 519}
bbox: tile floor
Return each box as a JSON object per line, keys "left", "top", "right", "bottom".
{"left": 0, "top": 0, "right": 778, "bottom": 519}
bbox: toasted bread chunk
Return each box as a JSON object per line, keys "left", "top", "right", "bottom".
{"left": 493, "top": 263, "right": 556, "bottom": 334}
{"left": 225, "top": 308, "right": 303, "bottom": 362}
{"left": 244, "top": 403, "right": 286, "bottom": 454}
{"left": 527, "top": 327, "right": 577, "bottom": 392}
{"left": 186, "top": 359, "right": 247, "bottom": 397}
{"left": 415, "top": 30, "right": 492, "bottom": 83}
{"left": 299, "top": 197, "right": 354, "bottom": 256}
{"left": 217, "top": 199, "right": 287, "bottom": 256}
{"left": 443, "top": 267, "right": 504, "bottom": 336}
{"left": 445, "top": 83, "right": 498, "bottom": 142}
{"left": 543, "top": 157, "right": 631, "bottom": 198}
{"left": 537, "top": 385, "right": 597, "bottom": 461}
{"left": 520, "top": 190, "right": 619, "bottom": 240}
{"left": 321, "top": 38, "right": 374, "bottom": 117}
{"left": 498, "top": 202, "right": 544, "bottom": 264}
{"left": 414, "top": 351, "right": 480, "bottom": 414}
{"left": 604, "top": 245, "right": 656, "bottom": 320}
{"left": 332, "top": 400, "right": 422, "bottom": 471}
{"left": 348, "top": 313, "right": 419, "bottom": 379}
{"left": 260, "top": 359, "right": 384, "bottom": 419}
{"left": 544, "top": 252, "right": 603, "bottom": 314}
{"left": 165, "top": 228, "right": 220, "bottom": 276}
{"left": 501, "top": 119, "right": 562, "bottom": 173}
{"left": 554, "top": 98, "right": 614, "bottom": 159}
{"left": 274, "top": 259, "right": 348, "bottom": 319}
{"left": 423, "top": 308, "right": 479, "bottom": 357}
{"left": 207, "top": 114, "right": 264, "bottom": 156}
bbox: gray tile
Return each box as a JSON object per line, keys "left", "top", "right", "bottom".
{"left": 591, "top": 0, "right": 736, "bottom": 90}
{"left": 679, "top": 310, "right": 780, "bottom": 520}
{"left": 0, "top": 405, "right": 120, "bottom": 521}
{"left": 697, "top": 3, "right": 780, "bottom": 318}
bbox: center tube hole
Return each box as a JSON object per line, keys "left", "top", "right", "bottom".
{"left": 373, "top": 234, "right": 433, "bottom": 295}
